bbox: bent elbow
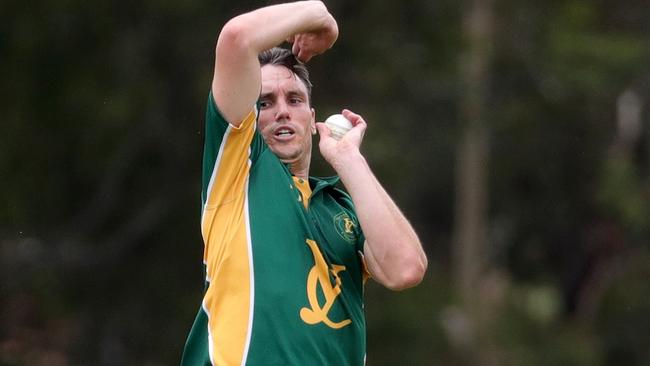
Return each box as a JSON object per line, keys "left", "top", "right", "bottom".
{"left": 217, "top": 18, "right": 254, "bottom": 55}
{"left": 385, "top": 259, "right": 427, "bottom": 291}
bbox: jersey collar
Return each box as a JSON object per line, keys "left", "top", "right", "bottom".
{"left": 309, "top": 175, "right": 341, "bottom": 195}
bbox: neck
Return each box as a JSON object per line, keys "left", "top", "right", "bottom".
{"left": 277, "top": 142, "right": 313, "bottom": 179}
{"left": 286, "top": 150, "right": 311, "bottom": 180}
{"left": 289, "top": 161, "right": 310, "bottom": 180}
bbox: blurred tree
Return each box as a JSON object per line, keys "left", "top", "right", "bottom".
{"left": 450, "top": 0, "right": 497, "bottom": 364}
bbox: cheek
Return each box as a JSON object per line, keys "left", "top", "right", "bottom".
{"left": 257, "top": 114, "right": 273, "bottom": 133}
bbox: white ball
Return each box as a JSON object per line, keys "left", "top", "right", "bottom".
{"left": 324, "top": 114, "right": 352, "bottom": 140}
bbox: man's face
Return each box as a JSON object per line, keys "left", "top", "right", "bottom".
{"left": 259, "top": 64, "right": 316, "bottom": 166}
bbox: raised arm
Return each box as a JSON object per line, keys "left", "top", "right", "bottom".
{"left": 213, "top": 1, "right": 338, "bottom": 126}
{"left": 316, "top": 110, "right": 428, "bottom": 290}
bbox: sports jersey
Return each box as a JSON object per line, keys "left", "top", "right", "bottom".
{"left": 180, "top": 92, "right": 367, "bottom": 366}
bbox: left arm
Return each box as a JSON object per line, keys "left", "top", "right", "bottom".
{"left": 316, "top": 110, "right": 427, "bottom": 290}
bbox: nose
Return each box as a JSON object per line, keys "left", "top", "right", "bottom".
{"left": 274, "top": 99, "right": 290, "bottom": 121}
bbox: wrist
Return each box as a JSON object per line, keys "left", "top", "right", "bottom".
{"left": 331, "top": 150, "right": 366, "bottom": 175}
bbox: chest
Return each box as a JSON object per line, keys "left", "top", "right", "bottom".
{"left": 246, "top": 156, "right": 363, "bottom": 287}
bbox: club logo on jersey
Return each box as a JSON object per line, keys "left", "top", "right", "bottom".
{"left": 300, "top": 239, "right": 352, "bottom": 329}
{"left": 333, "top": 212, "right": 357, "bottom": 244}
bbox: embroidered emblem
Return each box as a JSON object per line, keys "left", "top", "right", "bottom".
{"left": 333, "top": 212, "right": 357, "bottom": 243}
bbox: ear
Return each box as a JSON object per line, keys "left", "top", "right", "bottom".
{"left": 310, "top": 108, "right": 317, "bottom": 135}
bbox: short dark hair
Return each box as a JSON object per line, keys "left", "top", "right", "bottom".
{"left": 259, "top": 47, "right": 313, "bottom": 102}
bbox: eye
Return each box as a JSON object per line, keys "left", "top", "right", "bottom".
{"left": 289, "top": 97, "right": 303, "bottom": 105}
{"left": 259, "top": 100, "right": 271, "bottom": 109}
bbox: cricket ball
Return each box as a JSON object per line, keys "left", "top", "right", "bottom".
{"left": 324, "top": 114, "right": 352, "bottom": 140}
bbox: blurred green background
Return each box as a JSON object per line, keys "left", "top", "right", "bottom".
{"left": 1, "top": 0, "right": 649, "bottom": 365}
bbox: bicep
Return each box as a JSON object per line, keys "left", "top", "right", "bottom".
{"left": 212, "top": 20, "right": 262, "bottom": 127}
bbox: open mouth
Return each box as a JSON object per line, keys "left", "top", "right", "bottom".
{"left": 273, "top": 126, "right": 296, "bottom": 139}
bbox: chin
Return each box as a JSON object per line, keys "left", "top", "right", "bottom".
{"left": 270, "top": 147, "right": 301, "bottom": 163}
{"left": 278, "top": 155, "right": 301, "bottom": 164}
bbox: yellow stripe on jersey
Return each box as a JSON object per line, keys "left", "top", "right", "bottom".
{"left": 292, "top": 176, "right": 312, "bottom": 209}
{"left": 358, "top": 248, "right": 372, "bottom": 284}
{"left": 201, "top": 108, "right": 257, "bottom": 366}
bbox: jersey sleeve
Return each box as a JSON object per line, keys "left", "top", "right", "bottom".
{"left": 346, "top": 203, "right": 370, "bottom": 281}
{"left": 331, "top": 187, "right": 370, "bottom": 279}
{"left": 201, "top": 91, "right": 265, "bottom": 208}
{"left": 198, "top": 91, "right": 266, "bottom": 365}
{"left": 333, "top": 187, "right": 366, "bottom": 252}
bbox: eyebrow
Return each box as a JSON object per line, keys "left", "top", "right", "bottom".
{"left": 259, "top": 89, "right": 308, "bottom": 100}
{"left": 260, "top": 92, "right": 274, "bottom": 100}
{"left": 286, "top": 90, "right": 308, "bottom": 99}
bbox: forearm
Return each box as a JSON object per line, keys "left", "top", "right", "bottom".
{"left": 334, "top": 152, "right": 427, "bottom": 290}
{"left": 222, "top": 1, "right": 333, "bottom": 55}
{"left": 213, "top": 1, "right": 336, "bottom": 125}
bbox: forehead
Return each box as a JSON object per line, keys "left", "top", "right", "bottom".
{"left": 261, "top": 64, "right": 309, "bottom": 95}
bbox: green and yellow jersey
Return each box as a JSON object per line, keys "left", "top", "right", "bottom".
{"left": 181, "top": 92, "right": 367, "bottom": 366}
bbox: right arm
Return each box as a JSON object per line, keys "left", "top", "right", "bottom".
{"left": 213, "top": 1, "right": 338, "bottom": 126}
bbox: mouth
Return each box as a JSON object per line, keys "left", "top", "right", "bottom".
{"left": 272, "top": 125, "right": 296, "bottom": 140}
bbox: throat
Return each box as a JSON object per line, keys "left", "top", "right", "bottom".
{"left": 284, "top": 154, "right": 311, "bottom": 180}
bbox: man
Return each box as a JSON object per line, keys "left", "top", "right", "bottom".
{"left": 181, "top": 1, "right": 427, "bottom": 365}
